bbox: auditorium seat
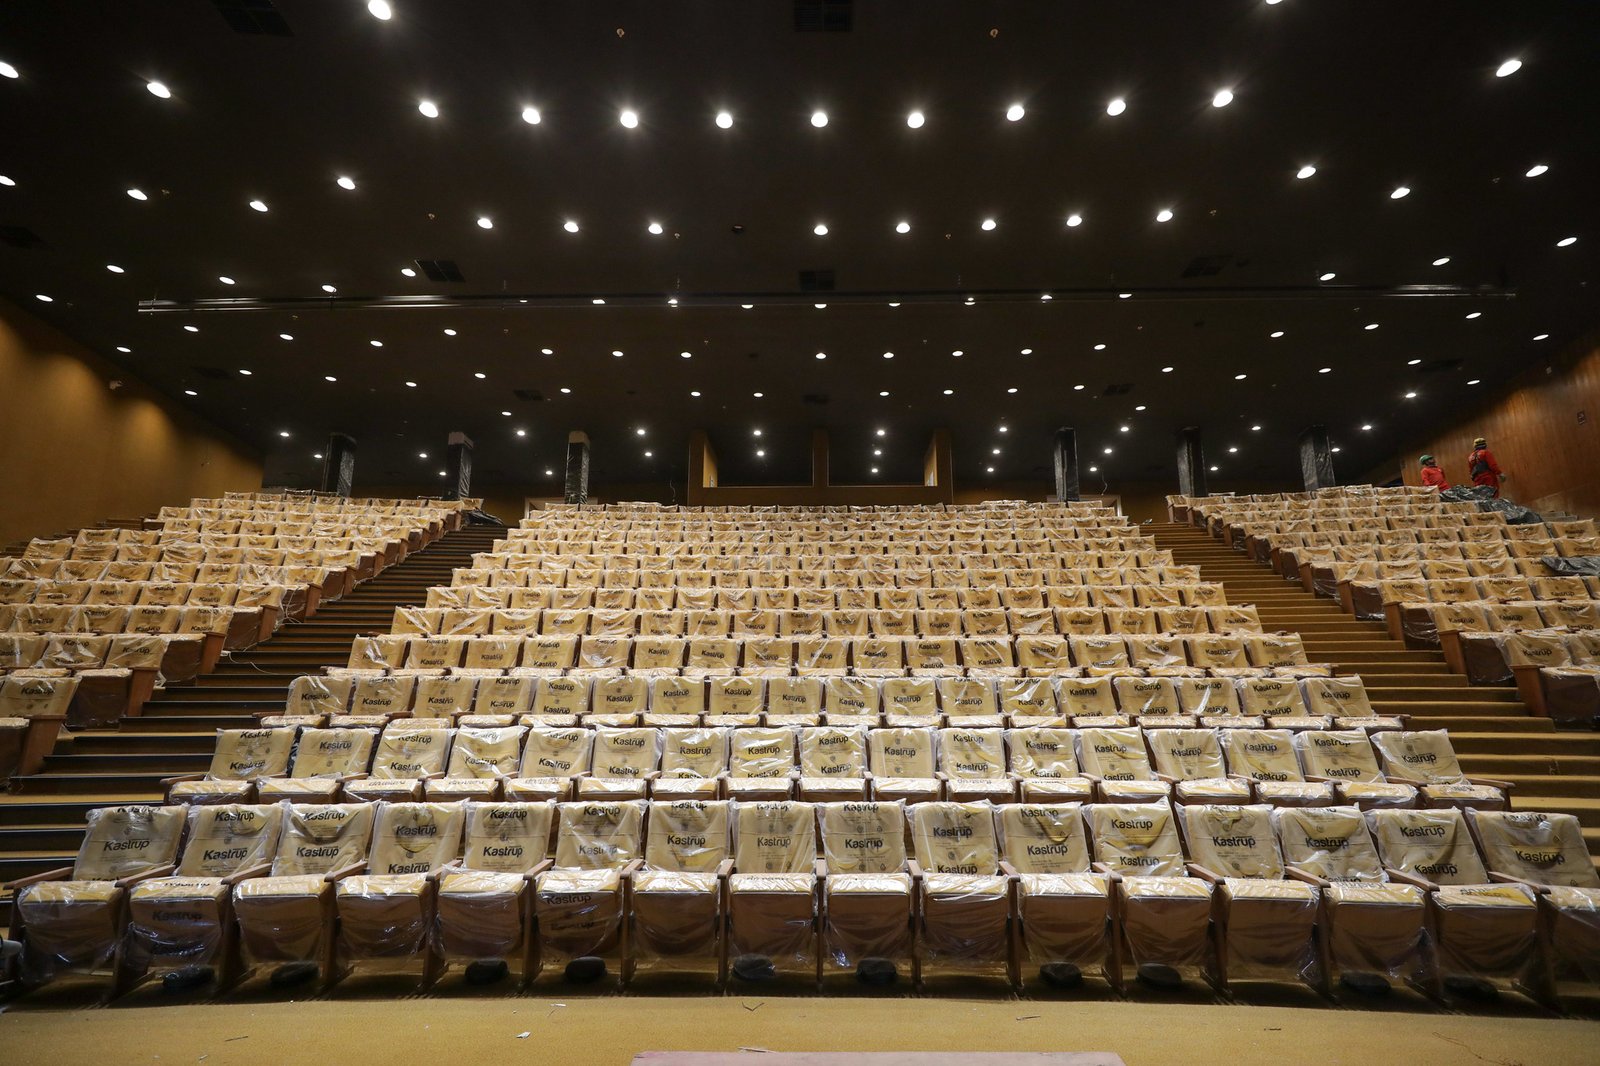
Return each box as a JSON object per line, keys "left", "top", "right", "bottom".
{"left": 166, "top": 728, "right": 296, "bottom": 803}
{"left": 907, "top": 801, "right": 1012, "bottom": 985}
{"left": 625, "top": 799, "right": 732, "bottom": 984}
{"left": 432, "top": 799, "right": 556, "bottom": 984}
{"left": 257, "top": 726, "right": 378, "bottom": 801}
{"left": 819, "top": 799, "right": 915, "bottom": 985}
{"left": 994, "top": 802, "right": 1113, "bottom": 990}
{"left": 343, "top": 725, "right": 453, "bottom": 802}
{"left": 725, "top": 799, "right": 821, "bottom": 984}
{"left": 532, "top": 799, "right": 647, "bottom": 984}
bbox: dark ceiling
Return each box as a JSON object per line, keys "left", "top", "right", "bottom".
{"left": 1, "top": 0, "right": 1596, "bottom": 494}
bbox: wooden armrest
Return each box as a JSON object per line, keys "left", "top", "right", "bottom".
{"left": 906, "top": 860, "right": 926, "bottom": 880}
{"left": 522, "top": 858, "right": 555, "bottom": 882}
{"left": 1185, "top": 862, "right": 1224, "bottom": 885}
{"left": 222, "top": 863, "right": 273, "bottom": 887}
{"left": 1284, "top": 866, "right": 1330, "bottom": 889}
{"left": 324, "top": 861, "right": 367, "bottom": 883}
{"left": 813, "top": 858, "right": 829, "bottom": 878}
{"left": 115, "top": 864, "right": 176, "bottom": 889}
{"left": 999, "top": 860, "right": 1021, "bottom": 877}
{"left": 1384, "top": 867, "right": 1438, "bottom": 892}
{"left": 1465, "top": 776, "right": 1515, "bottom": 793}
{"left": 160, "top": 772, "right": 206, "bottom": 786}
{"left": 5, "top": 865, "right": 74, "bottom": 891}
{"left": 1487, "top": 872, "right": 1548, "bottom": 892}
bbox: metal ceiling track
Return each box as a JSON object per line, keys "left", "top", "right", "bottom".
{"left": 138, "top": 284, "right": 1515, "bottom": 314}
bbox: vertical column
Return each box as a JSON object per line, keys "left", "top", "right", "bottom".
{"left": 1052, "top": 427, "right": 1080, "bottom": 501}
{"left": 445, "top": 431, "right": 473, "bottom": 500}
{"left": 320, "top": 433, "right": 356, "bottom": 496}
{"left": 565, "top": 431, "right": 591, "bottom": 504}
{"left": 1299, "top": 424, "right": 1336, "bottom": 491}
{"left": 1176, "top": 426, "right": 1207, "bottom": 498}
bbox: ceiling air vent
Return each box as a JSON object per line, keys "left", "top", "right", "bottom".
{"left": 212, "top": 0, "right": 293, "bottom": 36}
{"left": 1103, "top": 383, "right": 1134, "bottom": 396}
{"left": 798, "top": 269, "right": 836, "bottom": 291}
{"left": 414, "top": 259, "right": 466, "bottom": 283}
{"left": 1181, "top": 254, "right": 1235, "bottom": 278}
{"left": 794, "top": 0, "right": 852, "bottom": 31}
{"left": 512, "top": 388, "right": 545, "bottom": 402}
{"left": 0, "top": 225, "right": 45, "bottom": 249}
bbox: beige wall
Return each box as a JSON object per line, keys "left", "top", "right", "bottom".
{"left": 0, "top": 299, "right": 262, "bottom": 545}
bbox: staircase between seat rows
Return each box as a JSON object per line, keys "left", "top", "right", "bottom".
{"left": 1149, "top": 522, "right": 1600, "bottom": 871}
{"left": 0, "top": 525, "right": 504, "bottom": 925}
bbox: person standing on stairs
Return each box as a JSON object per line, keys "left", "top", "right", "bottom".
{"left": 1467, "top": 437, "right": 1506, "bottom": 497}
{"left": 1419, "top": 454, "right": 1449, "bottom": 491}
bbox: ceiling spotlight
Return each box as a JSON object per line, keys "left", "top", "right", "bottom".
{"left": 1088, "top": 465, "right": 1098, "bottom": 473}
{"left": 1212, "top": 88, "right": 1234, "bottom": 108}
{"left": 810, "top": 110, "right": 828, "bottom": 128}
{"left": 1106, "top": 97, "right": 1126, "bottom": 116}
{"left": 998, "top": 426, "right": 1009, "bottom": 434}
{"left": 815, "top": 352, "right": 827, "bottom": 360}
{"left": 1331, "top": 447, "right": 1342, "bottom": 453}
{"left": 619, "top": 109, "right": 639, "bottom": 128}
{"left": 1296, "top": 164, "right": 1317, "bottom": 179}
{"left": 562, "top": 219, "right": 579, "bottom": 233}
{"left": 1525, "top": 163, "right": 1549, "bottom": 178}
{"left": 1361, "top": 423, "right": 1373, "bottom": 431}
{"left": 1467, "top": 378, "right": 1482, "bottom": 385}
{"left": 690, "top": 390, "right": 701, "bottom": 397}
{"left": 544, "top": 468, "right": 553, "bottom": 476}
{"left": 116, "top": 346, "right": 131, "bottom": 353}
{"left": 906, "top": 110, "right": 925, "bottom": 128}
{"left": 182, "top": 324, "right": 198, "bottom": 332}
{"left": 1466, "top": 311, "right": 1482, "bottom": 319}
{"left": 127, "top": 187, "right": 147, "bottom": 201}
{"left": 715, "top": 110, "right": 733, "bottom": 129}
{"left": 755, "top": 449, "right": 765, "bottom": 458}
{"left": 473, "top": 371, "right": 486, "bottom": 379}
{"left": 873, "top": 448, "right": 882, "bottom": 456}
{"left": 895, "top": 220, "right": 910, "bottom": 234}
{"left": 367, "top": 0, "right": 392, "bottom": 18}
{"left": 1161, "top": 366, "right": 1174, "bottom": 374}
{"left": 1534, "top": 333, "right": 1550, "bottom": 341}
{"left": 741, "top": 304, "right": 753, "bottom": 309}
{"left": 443, "top": 329, "right": 459, "bottom": 337}
{"left": 401, "top": 267, "right": 416, "bottom": 277}
{"left": 1209, "top": 465, "right": 1219, "bottom": 472}
{"left": 417, "top": 451, "right": 428, "bottom": 459}
{"left": 1234, "top": 373, "right": 1247, "bottom": 380}
{"left": 642, "top": 450, "right": 655, "bottom": 459}
{"left": 559, "top": 387, "right": 571, "bottom": 394}
{"left": 965, "top": 297, "right": 976, "bottom": 305}
{"left": 278, "top": 430, "right": 291, "bottom": 438}
{"left": 1065, "top": 214, "right": 1084, "bottom": 229}
{"left": 182, "top": 390, "right": 197, "bottom": 397}
{"left": 985, "top": 466, "right": 994, "bottom": 474}
{"left": 1103, "top": 447, "right": 1113, "bottom": 455}
{"left": 1432, "top": 257, "right": 1451, "bottom": 266}
{"left": 981, "top": 218, "right": 997, "bottom": 231}
{"left": 1364, "top": 323, "right": 1379, "bottom": 330}
{"left": 1405, "top": 391, "right": 1418, "bottom": 399}
{"left": 321, "top": 284, "right": 336, "bottom": 293}
{"left": 1320, "top": 272, "right": 1336, "bottom": 281}
{"left": 1007, "top": 387, "right": 1018, "bottom": 394}
{"left": 478, "top": 216, "right": 494, "bottom": 229}
{"left": 106, "top": 264, "right": 124, "bottom": 274}
{"left": 1118, "top": 293, "right": 1132, "bottom": 299}
{"left": 1041, "top": 293, "right": 1053, "bottom": 300}
{"left": 634, "top": 427, "right": 647, "bottom": 437}
{"left": 35, "top": 294, "right": 53, "bottom": 304}
{"left": 0, "top": 62, "right": 17, "bottom": 79}
{"left": 813, "top": 303, "right": 826, "bottom": 309}
{"left": 239, "top": 369, "right": 252, "bottom": 375}
{"left": 882, "top": 351, "right": 894, "bottom": 359}
{"left": 591, "top": 298, "right": 605, "bottom": 304}
{"left": 1270, "top": 330, "right": 1285, "bottom": 338}
{"left": 1556, "top": 236, "right": 1578, "bottom": 247}
{"left": 612, "top": 350, "right": 624, "bottom": 358}
{"left": 680, "top": 351, "right": 692, "bottom": 359}
{"left": 753, "top": 391, "right": 764, "bottom": 398}
{"left": 146, "top": 80, "right": 171, "bottom": 99}
{"left": 1005, "top": 103, "right": 1025, "bottom": 121}
{"left": 876, "top": 428, "right": 886, "bottom": 437}
{"left": 647, "top": 221, "right": 664, "bottom": 235}
{"left": 1155, "top": 208, "right": 1174, "bottom": 222}
{"left": 1093, "top": 343, "right": 1107, "bottom": 351}
{"left": 1074, "top": 384, "right": 1086, "bottom": 391}
{"left": 369, "top": 340, "right": 383, "bottom": 347}
{"left": 516, "top": 429, "right": 528, "bottom": 437}
{"left": 501, "top": 410, "right": 511, "bottom": 416}
{"left": 1228, "top": 446, "right": 1238, "bottom": 454}
{"left": 217, "top": 275, "right": 236, "bottom": 285}
{"left": 1021, "top": 348, "right": 1033, "bottom": 355}
{"left": 943, "top": 389, "right": 954, "bottom": 395}
{"left": 753, "top": 429, "right": 763, "bottom": 437}
{"left": 1119, "top": 425, "right": 1130, "bottom": 433}
{"left": 404, "top": 380, "right": 417, "bottom": 387}
{"left": 1495, "top": 58, "right": 1522, "bottom": 78}
{"left": 1319, "top": 367, "right": 1333, "bottom": 374}
{"left": 0, "top": 175, "right": 13, "bottom": 186}
{"left": 1390, "top": 186, "right": 1411, "bottom": 199}
{"left": 521, "top": 106, "right": 541, "bottom": 125}
{"left": 814, "top": 223, "right": 829, "bottom": 236}
{"left": 888, "top": 302, "right": 901, "bottom": 307}
{"left": 1407, "top": 358, "right": 1422, "bottom": 365}
{"left": 879, "top": 390, "right": 890, "bottom": 397}
{"left": 1135, "top": 405, "right": 1146, "bottom": 411}
{"left": 418, "top": 100, "right": 439, "bottom": 118}
{"left": 248, "top": 199, "right": 268, "bottom": 212}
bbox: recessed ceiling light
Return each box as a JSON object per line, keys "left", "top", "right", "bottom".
{"left": 1296, "top": 164, "right": 1317, "bottom": 179}
{"left": 680, "top": 351, "right": 692, "bottom": 359}
{"left": 906, "top": 110, "right": 924, "bottom": 128}
{"left": 1209, "top": 465, "right": 1220, "bottom": 472}
{"left": 444, "top": 329, "right": 459, "bottom": 337}
{"left": 1103, "top": 447, "right": 1113, "bottom": 455}
{"left": 1270, "top": 330, "right": 1285, "bottom": 338}
{"left": 182, "top": 324, "right": 198, "bottom": 332}
{"left": 560, "top": 387, "right": 571, "bottom": 394}
{"left": 1093, "top": 343, "right": 1106, "bottom": 351}
{"left": 115, "top": 346, "right": 131, "bottom": 353}
{"left": 1007, "top": 387, "right": 1018, "bottom": 394}
{"left": 1088, "top": 465, "right": 1098, "bottom": 473}
{"left": 145, "top": 80, "right": 172, "bottom": 99}
{"left": 127, "top": 187, "right": 147, "bottom": 200}
{"left": 1234, "top": 373, "right": 1247, "bottom": 380}
{"left": 985, "top": 466, "right": 994, "bottom": 474}
{"left": 501, "top": 410, "right": 511, "bottom": 416}
{"left": 401, "top": 267, "right": 416, "bottom": 277}
{"left": 752, "top": 428, "right": 763, "bottom": 437}
{"left": 873, "top": 448, "right": 882, "bottom": 457}
{"left": 1432, "top": 257, "right": 1451, "bottom": 266}
{"left": 1118, "top": 293, "right": 1132, "bottom": 300}
{"left": 1525, "top": 164, "right": 1549, "bottom": 178}
{"left": 612, "top": 350, "right": 624, "bottom": 358}
{"left": 715, "top": 110, "right": 734, "bottom": 129}
{"left": 1495, "top": 58, "right": 1522, "bottom": 78}
{"left": 473, "top": 371, "right": 486, "bottom": 379}
{"left": 882, "top": 351, "right": 894, "bottom": 359}
{"left": 952, "top": 350, "right": 964, "bottom": 357}
{"left": 1533, "top": 333, "right": 1550, "bottom": 341}
{"left": 592, "top": 298, "right": 605, "bottom": 305}
{"left": 1118, "top": 425, "right": 1130, "bottom": 433}
{"left": 1364, "top": 323, "right": 1379, "bottom": 330}
{"left": 1407, "top": 358, "right": 1422, "bottom": 365}
{"left": 183, "top": 389, "right": 197, "bottom": 396}
{"left": 1361, "top": 423, "right": 1373, "bottom": 431}
{"left": 336, "top": 175, "right": 356, "bottom": 190}
{"left": 1135, "top": 405, "right": 1147, "bottom": 411}
{"left": 321, "top": 284, "right": 336, "bottom": 293}
{"left": 1251, "top": 424, "right": 1262, "bottom": 432}
{"left": 888, "top": 302, "right": 901, "bottom": 307}
{"left": 998, "top": 425, "right": 1009, "bottom": 434}
{"left": 370, "top": 340, "right": 383, "bottom": 347}
{"left": 544, "top": 468, "right": 553, "bottom": 476}
{"left": 1319, "top": 367, "right": 1332, "bottom": 374}
{"left": 876, "top": 428, "right": 886, "bottom": 437}
{"left": 1467, "top": 378, "right": 1482, "bottom": 385}
{"left": 1161, "top": 366, "right": 1174, "bottom": 373}
{"left": 810, "top": 110, "right": 828, "bottom": 128}
{"left": 1331, "top": 446, "right": 1342, "bottom": 453}
{"left": 1155, "top": 208, "right": 1174, "bottom": 222}
{"left": 690, "top": 390, "right": 701, "bottom": 397}
{"left": 755, "top": 449, "right": 765, "bottom": 457}
{"left": 813, "top": 223, "right": 829, "bottom": 236}
{"left": 1228, "top": 446, "right": 1238, "bottom": 454}
{"left": 418, "top": 99, "right": 439, "bottom": 118}
{"left": 635, "top": 427, "right": 647, "bottom": 437}
{"left": 218, "top": 276, "right": 234, "bottom": 285}
{"left": 813, "top": 302, "right": 826, "bottom": 309}
{"left": 248, "top": 199, "right": 269, "bottom": 212}
{"left": 1390, "top": 186, "right": 1411, "bottom": 199}
{"left": 1074, "top": 384, "right": 1086, "bottom": 390}
{"left": 1466, "top": 311, "right": 1482, "bottom": 319}
{"left": 0, "top": 175, "right": 13, "bottom": 186}
{"left": 753, "top": 391, "right": 764, "bottom": 398}
{"left": 619, "top": 109, "right": 639, "bottom": 128}
{"left": 1405, "top": 391, "right": 1417, "bottom": 399}
{"left": 516, "top": 429, "right": 528, "bottom": 437}
{"left": 1106, "top": 97, "right": 1126, "bottom": 116}
{"left": 478, "top": 216, "right": 494, "bottom": 230}
{"left": 741, "top": 303, "right": 753, "bottom": 309}
{"left": 1066, "top": 214, "right": 1083, "bottom": 228}
{"left": 981, "top": 218, "right": 997, "bottom": 231}
{"left": 895, "top": 220, "right": 910, "bottom": 234}
{"left": 0, "top": 62, "right": 17, "bottom": 79}
{"left": 1320, "top": 272, "right": 1336, "bottom": 281}
{"left": 367, "top": 0, "right": 392, "bottom": 18}
{"left": 647, "top": 221, "right": 664, "bottom": 235}
{"left": 562, "top": 219, "right": 579, "bottom": 233}
{"left": 1005, "top": 103, "right": 1025, "bottom": 121}
{"left": 943, "top": 389, "right": 954, "bottom": 395}
{"left": 278, "top": 430, "right": 291, "bottom": 438}
{"left": 879, "top": 390, "right": 890, "bottom": 397}
{"left": 815, "top": 352, "right": 827, "bottom": 360}
{"left": 1556, "top": 236, "right": 1577, "bottom": 247}
{"left": 404, "top": 380, "right": 416, "bottom": 387}
{"left": 1021, "top": 348, "right": 1033, "bottom": 355}
{"left": 106, "top": 264, "right": 124, "bottom": 274}
{"left": 965, "top": 297, "right": 976, "bottom": 305}
{"left": 325, "top": 376, "right": 339, "bottom": 383}
{"left": 521, "top": 106, "right": 542, "bottom": 125}
{"left": 1212, "top": 88, "right": 1234, "bottom": 108}
{"left": 1041, "top": 293, "right": 1053, "bottom": 301}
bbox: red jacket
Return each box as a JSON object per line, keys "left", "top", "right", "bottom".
{"left": 1469, "top": 447, "right": 1502, "bottom": 484}
{"left": 1420, "top": 465, "right": 1450, "bottom": 490}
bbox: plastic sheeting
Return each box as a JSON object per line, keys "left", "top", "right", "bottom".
{"left": 1467, "top": 809, "right": 1600, "bottom": 888}
{"left": 1085, "top": 801, "right": 1186, "bottom": 877}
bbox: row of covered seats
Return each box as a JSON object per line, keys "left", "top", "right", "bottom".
{"left": 168, "top": 720, "right": 1496, "bottom": 813}
{"left": 9, "top": 798, "right": 1596, "bottom": 1002}
{"left": 450, "top": 565, "right": 1197, "bottom": 590}
{"left": 426, "top": 583, "right": 1225, "bottom": 610}
{"left": 343, "top": 631, "right": 1312, "bottom": 675}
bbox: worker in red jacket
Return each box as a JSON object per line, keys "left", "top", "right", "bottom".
{"left": 1467, "top": 436, "right": 1505, "bottom": 497}
{"left": 1419, "top": 454, "right": 1450, "bottom": 490}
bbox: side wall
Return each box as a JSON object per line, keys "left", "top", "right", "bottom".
{"left": 0, "top": 299, "right": 263, "bottom": 545}
{"left": 1366, "top": 329, "right": 1600, "bottom": 518}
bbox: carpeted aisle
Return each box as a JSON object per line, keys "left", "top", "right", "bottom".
{"left": 3, "top": 997, "right": 1597, "bottom": 1066}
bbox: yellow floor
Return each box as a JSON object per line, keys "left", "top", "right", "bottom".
{"left": 3, "top": 992, "right": 1598, "bottom": 1066}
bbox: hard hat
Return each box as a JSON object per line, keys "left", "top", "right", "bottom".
{"left": 1473, "top": 437, "right": 1487, "bottom": 447}
{"left": 1419, "top": 454, "right": 1434, "bottom": 464}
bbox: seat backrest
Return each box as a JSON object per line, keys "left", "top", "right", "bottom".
{"left": 1147, "top": 728, "right": 1227, "bottom": 781}
{"left": 370, "top": 726, "right": 453, "bottom": 779}
{"left": 1006, "top": 726, "right": 1080, "bottom": 778}
{"left": 823, "top": 675, "right": 880, "bottom": 717}
{"left": 660, "top": 726, "right": 730, "bottom": 778}
{"left": 798, "top": 726, "right": 867, "bottom": 777}
{"left": 644, "top": 799, "right": 731, "bottom": 872}
{"left": 1180, "top": 804, "right": 1284, "bottom": 878}
{"left": 767, "top": 676, "right": 824, "bottom": 716}
{"left": 996, "top": 677, "right": 1060, "bottom": 718}
{"left": 520, "top": 726, "right": 594, "bottom": 778}
{"left": 732, "top": 799, "right": 817, "bottom": 873}
{"left": 589, "top": 726, "right": 661, "bottom": 779}
{"left": 553, "top": 799, "right": 647, "bottom": 869}
{"left": 591, "top": 674, "right": 649, "bottom": 717}
{"left": 867, "top": 725, "right": 937, "bottom": 778}
{"left": 1302, "top": 676, "right": 1374, "bottom": 718}
{"left": 270, "top": 803, "right": 377, "bottom": 876}
{"left": 533, "top": 674, "right": 590, "bottom": 716}
{"left": 367, "top": 801, "right": 467, "bottom": 875}
{"left": 1076, "top": 727, "right": 1154, "bottom": 781}
{"left": 909, "top": 801, "right": 1001, "bottom": 875}
{"left": 1366, "top": 808, "right": 1489, "bottom": 885}
{"left": 1221, "top": 729, "right": 1303, "bottom": 782}
{"left": 460, "top": 800, "right": 554, "bottom": 872}
{"left": 1271, "top": 805, "right": 1386, "bottom": 883}
{"left": 994, "top": 802, "right": 1091, "bottom": 873}
{"left": 286, "top": 675, "right": 355, "bottom": 717}
{"left": 728, "top": 726, "right": 797, "bottom": 777}
{"left": 819, "top": 800, "right": 907, "bottom": 874}
{"left": 446, "top": 725, "right": 527, "bottom": 778}
{"left": 1085, "top": 800, "right": 1187, "bottom": 877}
{"left": 1467, "top": 809, "right": 1600, "bottom": 889}
{"left": 1293, "top": 730, "right": 1384, "bottom": 783}
{"left": 937, "top": 727, "right": 1007, "bottom": 779}
{"left": 1178, "top": 676, "right": 1243, "bottom": 717}
{"left": 73, "top": 804, "right": 188, "bottom": 880}
{"left": 291, "top": 727, "right": 377, "bottom": 779}
{"left": 1369, "top": 730, "right": 1466, "bottom": 784}
{"left": 1056, "top": 676, "right": 1117, "bottom": 717}
{"left": 205, "top": 728, "right": 295, "bottom": 782}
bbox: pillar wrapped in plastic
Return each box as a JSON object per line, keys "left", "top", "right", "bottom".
{"left": 819, "top": 800, "right": 912, "bottom": 974}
